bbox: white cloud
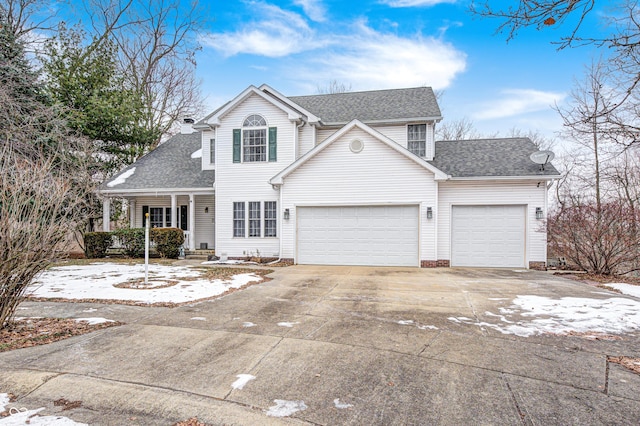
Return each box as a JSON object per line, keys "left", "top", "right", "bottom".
{"left": 199, "top": 3, "right": 326, "bottom": 57}
{"left": 473, "top": 89, "right": 566, "bottom": 120}
{"left": 293, "top": 0, "right": 326, "bottom": 22}
{"left": 381, "top": 0, "right": 456, "bottom": 7}
{"left": 296, "top": 22, "right": 466, "bottom": 90}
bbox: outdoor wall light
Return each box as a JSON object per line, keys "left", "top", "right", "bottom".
{"left": 426, "top": 207, "right": 433, "bottom": 219}
{"left": 204, "top": 207, "right": 209, "bottom": 213}
{"left": 535, "top": 207, "right": 543, "bottom": 220}
{"left": 284, "top": 208, "right": 290, "bottom": 220}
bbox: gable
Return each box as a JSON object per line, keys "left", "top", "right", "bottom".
{"left": 271, "top": 120, "right": 448, "bottom": 185}
{"left": 198, "top": 85, "right": 302, "bottom": 128}
{"left": 278, "top": 126, "right": 438, "bottom": 198}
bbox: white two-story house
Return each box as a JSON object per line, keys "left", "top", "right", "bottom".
{"left": 100, "top": 84, "right": 560, "bottom": 268}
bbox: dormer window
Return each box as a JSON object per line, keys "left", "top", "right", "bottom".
{"left": 233, "top": 115, "right": 277, "bottom": 163}
{"left": 408, "top": 124, "right": 426, "bottom": 157}
{"left": 242, "top": 114, "right": 267, "bottom": 162}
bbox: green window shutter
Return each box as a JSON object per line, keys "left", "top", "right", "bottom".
{"left": 268, "top": 127, "right": 277, "bottom": 162}
{"left": 233, "top": 129, "right": 241, "bottom": 163}
{"left": 142, "top": 205, "right": 149, "bottom": 227}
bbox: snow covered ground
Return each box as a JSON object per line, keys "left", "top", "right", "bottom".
{"left": 602, "top": 283, "right": 640, "bottom": 299}
{"left": 28, "top": 263, "right": 263, "bottom": 304}
{"left": 0, "top": 393, "right": 86, "bottom": 425}
{"left": 450, "top": 293, "right": 640, "bottom": 338}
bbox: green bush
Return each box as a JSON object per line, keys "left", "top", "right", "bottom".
{"left": 83, "top": 232, "right": 113, "bottom": 258}
{"left": 151, "top": 227, "right": 184, "bottom": 259}
{"left": 112, "top": 228, "right": 145, "bottom": 258}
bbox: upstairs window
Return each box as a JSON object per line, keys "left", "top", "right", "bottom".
{"left": 233, "top": 115, "right": 277, "bottom": 163}
{"left": 242, "top": 114, "right": 267, "bottom": 162}
{"left": 209, "top": 138, "right": 215, "bottom": 164}
{"left": 408, "top": 124, "right": 426, "bottom": 157}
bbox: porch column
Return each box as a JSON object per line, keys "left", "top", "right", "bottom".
{"left": 129, "top": 199, "right": 136, "bottom": 228}
{"left": 189, "top": 193, "right": 196, "bottom": 251}
{"left": 102, "top": 198, "right": 110, "bottom": 232}
{"left": 170, "top": 194, "right": 177, "bottom": 228}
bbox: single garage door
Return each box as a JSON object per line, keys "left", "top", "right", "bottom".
{"left": 297, "top": 205, "right": 419, "bottom": 267}
{"left": 451, "top": 205, "right": 525, "bottom": 268}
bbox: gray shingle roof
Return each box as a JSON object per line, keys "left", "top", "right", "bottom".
{"left": 289, "top": 87, "right": 441, "bottom": 125}
{"left": 100, "top": 132, "right": 214, "bottom": 192}
{"left": 430, "top": 138, "right": 561, "bottom": 178}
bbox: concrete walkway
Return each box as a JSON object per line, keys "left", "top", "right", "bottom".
{"left": 1, "top": 266, "right": 639, "bottom": 425}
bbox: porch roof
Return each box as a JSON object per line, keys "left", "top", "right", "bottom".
{"left": 99, "top": 132, "right": 215, "bottom": 194}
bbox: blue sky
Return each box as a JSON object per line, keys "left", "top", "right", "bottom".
{"left": 195, "top": 0, "right": 607, "bottom": 139}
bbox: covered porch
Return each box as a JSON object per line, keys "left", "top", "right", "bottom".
{"left": 101, "top": 190, "right": 215, "bottom": 252}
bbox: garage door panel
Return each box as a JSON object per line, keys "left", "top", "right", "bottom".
{"left": 297, "top": 205, "right": 419, "bottom": 267}
{"left": 452, "top": 205, "right": 525, "bottom": 268}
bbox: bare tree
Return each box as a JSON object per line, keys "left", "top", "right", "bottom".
{"left": 86, "top": 0, "right": 204, "bottom": 143}
{"left": 317, "top": 80, "right": 352, "bottom": 94}
{"left": 0, "top": 139, "right": 95, "bottom": 328}
{"left": 0, "top": 0, "right": 59, "bottom": 39}
{"left": 506, "top": 127, "right": 556, "bottom": 151}
{"left": 0, "top": 14, "right": 95, "bottom": 329}
{"left": 555, "top": 60, "right": 620, "bottom": 210}
{"left": 436, "top": 117, "right": 487, "bottom": 141}
{"left": 547, "top": 202, "right": 640, "bottom": 275}
{"left": 472, "top": 0, "right": 640, "bottom": 148}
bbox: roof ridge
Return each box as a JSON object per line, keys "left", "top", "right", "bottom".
{"left": 288, "top": 86, "right": 433, "bottom": 99}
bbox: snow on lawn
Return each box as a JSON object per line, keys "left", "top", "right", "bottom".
{"left": 449, "top": 295, "right": 640, "bottom": 337}
{"left": 602, "top": 283, "right": 640, "bottom": 299}
{"left": 29, "top": 263, "right": 262, "bottom": 304}
{"left": 0, "top": 393, "right": 86, "bottom": 425}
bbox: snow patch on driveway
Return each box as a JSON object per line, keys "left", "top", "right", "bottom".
{"left": 450, "top": 295, "right": 640, "bottom": 337}
{"left": 265, "top": 400, "right": 307, "bottom": 417}
{"left": 231, "top": 374, "right": 255, "bottom": 390}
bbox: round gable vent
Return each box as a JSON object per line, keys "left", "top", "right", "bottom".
{"left": 350, "top": 139, "right": 364, "bottom": 153}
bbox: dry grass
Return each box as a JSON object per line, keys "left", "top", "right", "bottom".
{"left": 608, "top": 356, "right": 640, "bottom": 374}
{"left": 0, "top": 318, "right": 121, "bottom": 352}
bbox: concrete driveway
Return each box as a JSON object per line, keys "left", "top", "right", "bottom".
{"left": 1, "top": 266, "right": 639, "bottom": 425}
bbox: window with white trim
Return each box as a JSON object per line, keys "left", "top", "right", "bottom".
{"left": 209, "top": 138, "right": 215, "bottom": 164}
{"left": 150, "top": 207, "right": 164, "bottom": 228}
{"left": 243, "top": 114, "right": 267, "bottom": 162}
{"left": 264, "top": 201, "right": 277, "bottom": 237}
{"left": 248, "top": 201, "right": 261, "bottom": 237}
{"left": 232, "top": 201, "right": 277, "bottom": 238}
{"left": 233, "top": 202, "right": 245, "bottom": 237}
{"left": 408, "top": 124, "right": 426, "bottom": 157}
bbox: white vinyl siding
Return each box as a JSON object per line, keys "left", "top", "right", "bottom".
{"left": 438, "top": 181, "right": 548, "bottom": 266}
{"left": 451, "top": 205, "right": 525, "bottom": 267}
{"left": 194, "top": 194, "right": 215, "bottom": 249}
{"left": 316, "top": 123, "right": 435, "bottom": 159}
{"left": 201, "top": 129, "right": 216, "bottom": 171}
{"left": 297, "top": 205, "right": 419, "bottom": 267}
{"left": 215, "top": 93, "right": 289, "bottom": 257}
{"left": 280, "top": 127, "right": 437, "bottom": 263}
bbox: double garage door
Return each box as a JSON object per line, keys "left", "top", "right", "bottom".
{"left": 451, "top": 205, "right": 526, "bottom": 268}
{"left": 295, "top": 204, "right": 526, "bottom": 268}
{"left": 297, "top": 205, "right": 419, "bottom": 267}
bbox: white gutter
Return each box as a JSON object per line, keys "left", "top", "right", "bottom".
{"left": 448, "top": 175, "right": 562, "bottom": 181}
{"left": 99, "top": 187, "right": 215, "bottom": 196}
